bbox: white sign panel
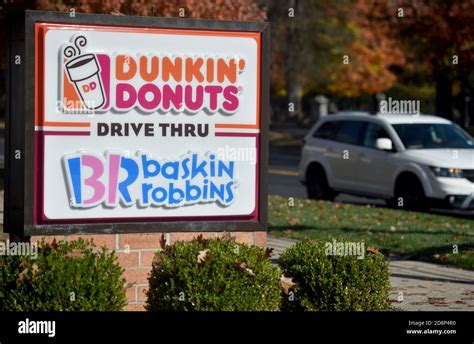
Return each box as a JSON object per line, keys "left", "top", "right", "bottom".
{"left": 34, "top": 22, "right": 261, "bottom": 224}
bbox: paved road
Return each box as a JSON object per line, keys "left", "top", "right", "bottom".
{"left": 268, "top": 236, "right": 474, "bottom": 311}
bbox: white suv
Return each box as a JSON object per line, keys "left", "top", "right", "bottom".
{"left": 298, "top": 112, "right": 474, "bottom": 210}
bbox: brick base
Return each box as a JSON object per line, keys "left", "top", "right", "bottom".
{"left": 29, "top": 231, "right": 267, "bottom": 311}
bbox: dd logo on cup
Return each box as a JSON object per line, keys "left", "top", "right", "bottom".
{"left": 63, "top": 35, "right": 106, "bottom": 110}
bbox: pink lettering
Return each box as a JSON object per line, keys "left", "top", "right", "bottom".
{"left": 82, "top": 154, "right": 105, "bottom": 205}
{"left": 116, "top": 83, "right": 137, "bottom": 109}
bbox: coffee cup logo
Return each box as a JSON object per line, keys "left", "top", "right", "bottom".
{"left": 63, "top": 35, "right": 105, "bottom": 110}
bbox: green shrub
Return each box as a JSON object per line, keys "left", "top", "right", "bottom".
{"left": 146, "top": 236, "right": 281, "bottom": 311}
{"left": 279, "top": 240, "right": 391, "bottom": 311}
{"left": 0, "top": 239, "right": 127, "bottom": 311}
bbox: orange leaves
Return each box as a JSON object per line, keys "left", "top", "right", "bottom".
{"left": 329, "top": 0, "right": 406, "bottom": 97}
{"left": 37, "top": 0, "right": 266, "bottom": 21}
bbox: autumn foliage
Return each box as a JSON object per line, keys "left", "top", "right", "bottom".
{"left": 36, "top": 0, "right": 267, "bottom": 21}
{"left": 329, "top": 0, "right": 406, "bottom": 97}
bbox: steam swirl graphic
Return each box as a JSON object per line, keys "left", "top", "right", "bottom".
{"left": 63, "top": 35, "right": 88, "bottom": 58}
{"left": 63, "top": 45, "right": 77, "bottom": 58}
{"left": 74, "top": 36, "right": 87, "bottom": 52}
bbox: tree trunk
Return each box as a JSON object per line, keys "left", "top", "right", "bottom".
{"left": 371, "top": 94, "right": 379, "bottom": 114}
{"left": 286, "top": 0, "right": 303, "bottom": 121}
{"left": 435, "top": 71, "right": 453, "bottom": 119}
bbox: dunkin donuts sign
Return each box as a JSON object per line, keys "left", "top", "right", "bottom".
{"left": 25, "top": 16, "right": 267, "bottom": 231}
{"left": 61, "top": 35, "right": 245, "bottom": 114}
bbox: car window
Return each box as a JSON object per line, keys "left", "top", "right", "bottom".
{"left": 393, "top": 123, "right": 474, "bottom": 149}
{"left": 363, "top": 123, "right": 392, "bottom": 149}
{"left": 313, "top": 121, "right": 340, "bottom": 140}
{"left": 334, "top": 121, "right": 365, "bottom": 145}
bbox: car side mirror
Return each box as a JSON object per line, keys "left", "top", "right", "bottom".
{"left": 375, "top": 138, "right": 393, "bottom": 151}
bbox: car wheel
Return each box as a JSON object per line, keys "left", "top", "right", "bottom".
{"left": 392, "top": 175, "right": 430, "bottom": 210}
{"left": 306, "top": 165, "right": 336, "bottom": 201}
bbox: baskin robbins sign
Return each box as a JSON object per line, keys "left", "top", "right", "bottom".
{"left": 4, "top": 11, "right": 269, "bottom": 235}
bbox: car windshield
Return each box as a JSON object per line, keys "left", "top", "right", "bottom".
{"left": 392, "top": 123, "right": 474, "bottom": 149}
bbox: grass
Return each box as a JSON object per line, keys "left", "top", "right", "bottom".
{"left": 268, "top": 194, "right": 474, "bottom": 270}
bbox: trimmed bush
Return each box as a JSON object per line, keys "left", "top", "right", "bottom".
{"left": 0, "top": 239, "right": 127, "bottom": 311}
{"left": 146, "top": 236, "right": 281, "bottom": 311}
{"left": 279, "top": 240, "right": 391, "bottom": 311}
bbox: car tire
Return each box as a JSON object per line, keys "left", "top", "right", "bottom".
{"left": 306, "top": 165, "right": 337, "bottom": 201}
{"left": 391, "top": 174, "right": 430, "bottom": 211}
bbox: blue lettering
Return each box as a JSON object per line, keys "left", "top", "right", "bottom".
{"left": 162, "top": 161, "right": 179, "bottom": 180}
{"left": 141, "top": 155, "right": 161, "bottom": 179}
{"left": 66, "top": 157, "right": 82, "bottom": 205}
{"left": 218, "top": 160, "right": 234, "bottom": 179}
{"left": 119, "top": 157, "right": 139, "bottom": 205}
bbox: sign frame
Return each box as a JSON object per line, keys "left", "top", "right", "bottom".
{"left": 5, "top": 10, "right": 269, "bottom": 236}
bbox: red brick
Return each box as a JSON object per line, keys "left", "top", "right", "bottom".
{"left": 124, "top": 303, "right": 145, "bottom": 311}
{"left": 216, "top": 231, "right": 254, "bottom": 245}
{"left": 64, "top": 234, "right": 117, "bottom": 250}
{"left": 169, "top": 232, "right": 215, "bottom": 245}
{"left": 123, "top": 268, "right": 151, "bottom": 285}
{"left": 116, "top": 251, "right": 139, "bottom": 268}
{"left": 119, "top": 233, "right": 164, "bottom": 250}
{"left": 140, "top": 250, "right": 158, "bottom": 268}
{"left": 125, "top": 284, "right": 136, "bottom": 303}
{"left": 235, "top": 232, "right": 255, "bottom": 245}
{"left": 137, "top": 285, "right": 148, "bottom": 302}
{"left": 254, "top": 231, "right": 267, "bottom": 247}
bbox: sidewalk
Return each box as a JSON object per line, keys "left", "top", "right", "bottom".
{"left": 268, "top": 236, "right": 474, "bottom": 311}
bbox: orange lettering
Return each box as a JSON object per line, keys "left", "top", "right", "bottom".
{"left": 116, "top": 55, "right": 137, "bottom": 80}
{"left": 206, "top": 58, "right": 214, "bottom": 83}
{"left": 162, "top": 57, "right": 182, "bottom": 82}
{"left": 140, "top": 56, "right": 159, "bottom": 82}
{"left": 217, "top": 58, "right": 237, "bottom": 83}
{"left": 185, "top": 57, "right": 204, "bottom": 83}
